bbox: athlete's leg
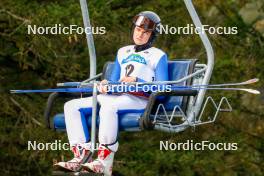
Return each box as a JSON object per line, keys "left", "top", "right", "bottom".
{"left": 98, "top": 93, "right": 148, "bottom": 151}
{"left": 64, "top": 97, "right": 93, "bottom": 146}
{"left": 54, "top": 97, "right": 94, "bottom": 171}
{"left": 83, "top": 94, "right": 148, "bottom": 175}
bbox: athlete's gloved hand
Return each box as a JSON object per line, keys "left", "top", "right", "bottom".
{"left": 120, "top": 76, "right": 137, "bottom": 83}
{"left": 97, "top": 79, "right": 108, "bottom": 94}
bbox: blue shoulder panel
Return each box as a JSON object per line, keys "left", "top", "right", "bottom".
{"left": 109, "top": 57, "right": 121, "bottom": 82}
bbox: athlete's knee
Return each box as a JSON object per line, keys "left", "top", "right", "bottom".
{"left": 99, "top": 104, "right": 118, "bottom": 116}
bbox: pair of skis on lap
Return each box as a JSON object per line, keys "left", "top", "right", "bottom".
{"left": 10, "top": 78, "right": 260, "bottom": 94}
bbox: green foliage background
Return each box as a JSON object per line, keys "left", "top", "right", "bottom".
{"left": 0, "top": 0, "right": 263, "bottom": 175}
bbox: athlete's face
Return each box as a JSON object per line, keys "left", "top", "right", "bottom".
{"left": 133, "top": 26, "right": 152, "bottom": 45}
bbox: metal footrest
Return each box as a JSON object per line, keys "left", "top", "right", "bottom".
{"left": 193, "top": 96, "right": 232, "bottom": 126}
{"left": 152, "top": 104, "right": 192, "bottom": 133}
{"left": 152, "top": 96, "right": 232, "bottom": 132}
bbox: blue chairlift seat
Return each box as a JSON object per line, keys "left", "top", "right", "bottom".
{"left": 52, "top": 59, "right": 197, "bottom": 131}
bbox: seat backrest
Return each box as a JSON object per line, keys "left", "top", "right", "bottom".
{"left": 102, "top": 61, "right": 116, "bottom": 80}
{"left": 101, "top": 59, "right": 197, "bottom": 111}
{"left": 163, "top": 60, "right": 197, "bottom": 112}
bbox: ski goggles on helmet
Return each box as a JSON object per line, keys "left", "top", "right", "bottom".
{"left": 133, "top": 15, "right": 156, "bottom": 31}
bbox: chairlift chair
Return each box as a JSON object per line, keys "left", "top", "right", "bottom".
{"left": 44, "top": 0, "right": 232, "bottom": 139}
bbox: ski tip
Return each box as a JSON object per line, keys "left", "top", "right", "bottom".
{"left": 246, "top": 78, "right": 259, "bottom": 84}
{"left": 245, "top": 89, "right": 261, "bottom": 94}
{"left": 10, "top": 90, "right": 17, "bottom": 94}
{"left": 56, "top": 83, "right": 64, "bottom": 87}
{"left": 10, "top": 90, "right": 27, "bottom": 94}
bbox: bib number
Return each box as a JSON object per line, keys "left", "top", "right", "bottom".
{"left": 125, "top": 64, "right": 134, "bottom": 77}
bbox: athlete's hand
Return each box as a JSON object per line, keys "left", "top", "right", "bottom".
{"left": 120, "top": 76, "right": 137, "bottom": 83}
{"left": 97, "top": 79, "right": 108, "bottom": 94}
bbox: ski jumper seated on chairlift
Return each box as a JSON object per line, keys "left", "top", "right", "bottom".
{"left": 54, "top": 11, "right": 169, "bottom": 175}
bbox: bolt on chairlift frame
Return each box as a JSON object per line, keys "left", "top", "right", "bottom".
{"left": 80, "top": 0, "right": 223, "bottom": 152}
